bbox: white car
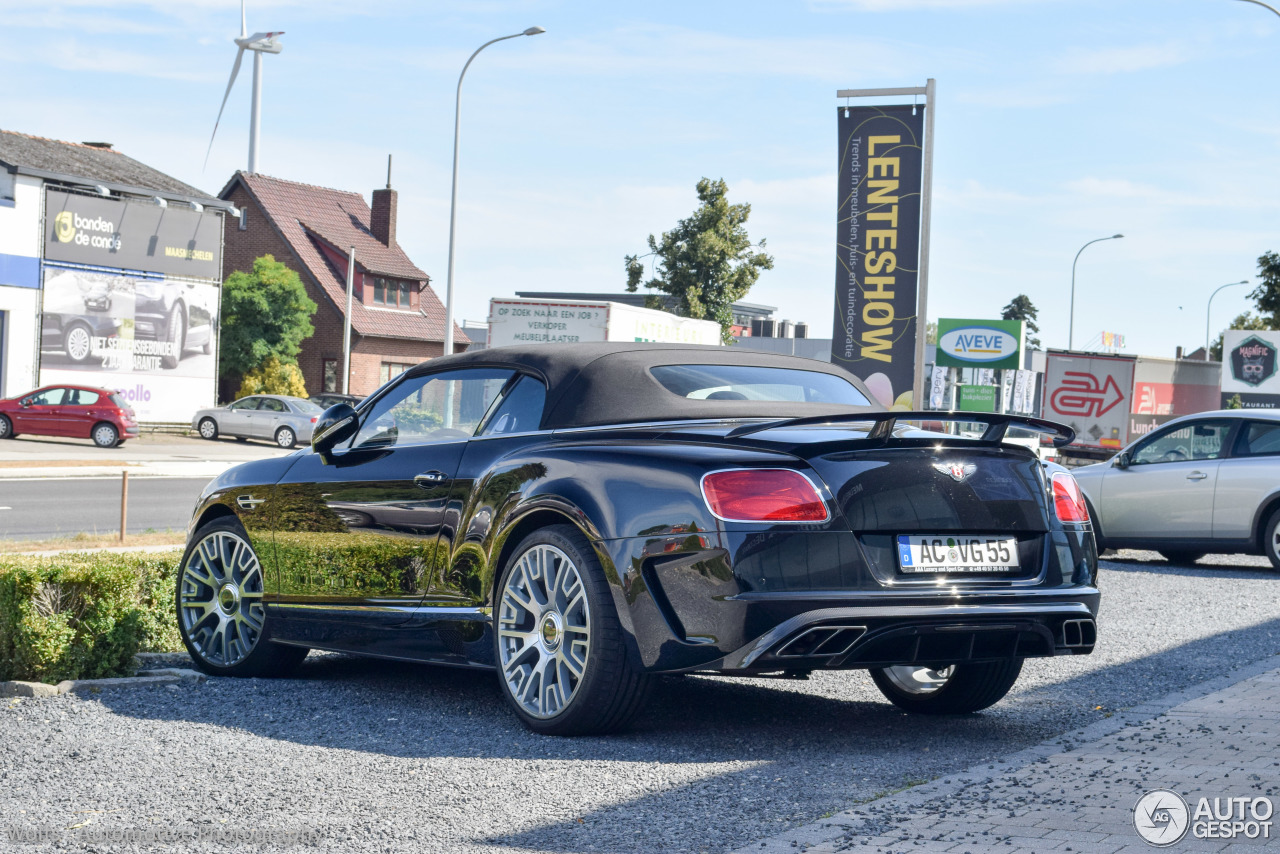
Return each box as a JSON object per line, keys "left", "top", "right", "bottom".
{"left": 191, "top": 395, "right": 322, "bottom": 448}
{"left": 1072, "top": 409, "right": 1280, "bottom": 569}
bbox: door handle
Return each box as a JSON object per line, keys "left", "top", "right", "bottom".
{"left": 1186, "top": 471, "right": 1208, "bottom": 481}
{"left": 415, "top": 471, "right": 449, "bottom": 488}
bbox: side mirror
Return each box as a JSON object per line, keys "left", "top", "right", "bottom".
{"left": 19, "top": 398, "right": 31, "bottom": 408}
{"left": 1114, "top": 451, "right": 1131, "bottom": 469}
{"left": 312, "top": 403, "right": 359, "bottom": 458}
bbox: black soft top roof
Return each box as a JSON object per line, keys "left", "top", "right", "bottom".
{"left": 406, "top": 343, "right": 884, "bottom": 429}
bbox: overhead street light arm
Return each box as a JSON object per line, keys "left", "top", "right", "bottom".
{"left": 1068, "top": 234, "right": 1124, "bottom": 350}
{"left": 1205, "top": 280, "right": 1251, "bottom": 358}
{"left": 1234, "top": 0, "right": 1280, "bottom": 19}
{"left": 442, "top": 26, "right": 545, "bottom": 356}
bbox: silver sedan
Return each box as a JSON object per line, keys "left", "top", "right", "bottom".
{"left": 1072, "top": 408, "right": 1280, "bottom": 569}
{"left": 191, "top": 395, "right": 322, "bottom": 448}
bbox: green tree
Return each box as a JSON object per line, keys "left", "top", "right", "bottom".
{"left": 1000, "top": 294, "right": 1041, "bottom": 349}
{"left": 1226, "top": 393, "right": 1244, "bottom": 410}
{"left": 219, "top": 255, "right": 316, "bottom": 381}
{"left": 925, "top": 321, "right": 937, "bottom": 345}
{"left": 625, "top": 178, "right": 774, "bottom": 344}
{"left": 1248, "top": 251, "right": 1280, "bottom": 326}
{"left": 1210, "top": 311, "right": 1268, "bottom": 361}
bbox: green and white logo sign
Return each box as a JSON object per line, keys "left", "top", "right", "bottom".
{"left": 936, "top": 318, "right": 1025, "bottom": 370}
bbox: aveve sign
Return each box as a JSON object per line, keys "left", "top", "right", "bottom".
{"left": 935, "top": 319, "right": 1025, "bottom": 370}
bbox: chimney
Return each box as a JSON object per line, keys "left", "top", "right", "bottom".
{"left": 371, "top": 154, "right": 396, "bottom": 246}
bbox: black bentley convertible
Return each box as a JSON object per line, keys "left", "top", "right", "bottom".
{"left": 177, "top": 344, "right": 1100, "bottom": 735}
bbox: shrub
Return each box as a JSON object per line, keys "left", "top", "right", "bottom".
{"left": 0, "top": 550, "right": 185, "bottom": 683}
{"left": 235, "top": 356, "right": 307, "bottom": 399}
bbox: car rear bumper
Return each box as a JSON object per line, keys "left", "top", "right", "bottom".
{"left": 713, "top": 599, "right": 1098, "bottom": 675}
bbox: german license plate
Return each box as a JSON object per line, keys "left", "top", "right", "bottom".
{"left": 896, "top": 535, "right": 1018, "bottom": 573}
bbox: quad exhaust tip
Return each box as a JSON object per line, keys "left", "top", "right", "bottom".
{"left": 1061, "top": 619, "right": 1096, "bottom": 648}
{"left": 775, "top": 625, "right": 867, "bottom": 659}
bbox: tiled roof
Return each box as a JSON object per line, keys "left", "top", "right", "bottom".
{"left": 0, "top": 129, "right": 210, "bottom": 198}
{"left": 222, "top": 171, "right": 464, "bottom": 344}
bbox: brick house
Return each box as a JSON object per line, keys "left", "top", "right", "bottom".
{"left": 218, "top": 171, "right": 466, "bottom": 398}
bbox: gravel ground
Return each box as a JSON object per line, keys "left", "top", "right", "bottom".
{"left": 1, "top": 551, "right": 1277, "bottom": 854}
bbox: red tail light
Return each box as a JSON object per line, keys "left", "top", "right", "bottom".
{"left": 1052, "top": 472, "right": 1089, "bottom": 523}
{"left": 701, "top": 469, "right": 829, "bottom": 523}
{"left": 310, "top": 417, "right": 318, "bottom": 423}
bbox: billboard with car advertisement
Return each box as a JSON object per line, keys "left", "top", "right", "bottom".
{"left": 38, "top": 265, "right": 218, "bottom": 422}
{"left": 1221, "top": 330, "right": 1280, "bottom": 408}
{"left": 830, "top": 105, "right": 925, "bottom": 409}
{"left": 43, "top": 189, "right": 223, "bottom": 280}
{"left": 1043, "top": 351, "right": 1136, "bottom": 451}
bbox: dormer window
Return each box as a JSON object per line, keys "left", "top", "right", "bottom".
{"left": 371, "top": 276, "right": 414, "bottom": 308}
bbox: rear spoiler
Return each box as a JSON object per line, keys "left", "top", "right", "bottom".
{"left": 725, "top": 410, "right": 1076, "bottom": 448}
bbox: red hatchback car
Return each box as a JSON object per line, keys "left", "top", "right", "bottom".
{"left": 0, "top": 385, "right": 138, "bottom": 447}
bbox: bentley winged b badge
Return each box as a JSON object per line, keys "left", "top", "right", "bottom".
{"left": 933, "top": 462, "right": 977, "bottom": 483}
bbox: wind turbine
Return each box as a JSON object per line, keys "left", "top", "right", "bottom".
{"left": 204, "top": 0, "right": 284, "bottom": 174}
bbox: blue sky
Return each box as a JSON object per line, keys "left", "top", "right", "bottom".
{"left": 3, "top": 0, "right": 1279, "bottom": 358}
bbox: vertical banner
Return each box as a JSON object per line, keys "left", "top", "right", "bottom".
{"left": 831, "top": 104, "right": 925, "bottom": 409}
{"left": 928, "top": 365, "right": 946, "bottom": 409}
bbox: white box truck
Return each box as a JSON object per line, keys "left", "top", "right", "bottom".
{"left": 488, "top": 298, "right": 721, "bottom": 348}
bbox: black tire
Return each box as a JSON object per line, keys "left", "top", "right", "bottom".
{"left": 0, "top": 415, "right": 12, "bottom": 440}
{"left": 235, "top": 436, "right": 248, "bottom": 442}
{"left": 494, "top": 524, "right": 651, "bottom": 735}
{"left": 1158, "top": 550, "right": 1206, "bottom": 565}
{"left": 161, "top": 302, "right": 185, "bottom": 369}
{"left": 91, "top": 422, "right": 119, "bottom": 448}
{"left": 63, "top": 321, "right": 95, "bottom": 364}
{"left": 1262, "top": 507, "right": 1280, "bottom": 572}
{"left": 1082, "top": 496, "right": 1106, "bottom": 550}
{"left": 197, "top": 417, "right": 218, "bottom": 440}
{"left": 176, "top": 517, "right": 309, "bottom": 677}
{"left": 870, "top": 659, "right": 1024, "bottom": 714}
{"left": 274, "top": 426, "right": 296, "bottom": 449}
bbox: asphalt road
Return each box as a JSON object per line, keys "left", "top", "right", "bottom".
{"left": 2, "top": 551, "right": 1277, "bottom": 853}
{"left": 0, "top": 475, "right": 208, "bottom": 539}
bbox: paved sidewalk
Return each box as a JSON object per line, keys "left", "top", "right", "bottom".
{"left": 736, "top": 657, "right": 1280, "bottom": 853}
{"left": 0, "top": 433, "right": 288, "bottom": 479}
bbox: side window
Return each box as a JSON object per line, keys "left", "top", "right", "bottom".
{"left": 259, "top": 398, "right": 286, "bottom": 413}
{"left": 229, "top": 397, "right": 259, "bottom": 411}
{"left": 29, "top": 388, "right": 66, "bottom": 406}
{"left": 1237, "top": 421, "right": 1280, "bottom": 457}
{"left": 351, "top": 368, "right": 514, "bottom": 449}
{"left": 1132, "top": 421, "right": 1231, "bottom": 465}
{"left": 481, "top": 376, "right": 547, "bottom": 436}
{"left": 65, "top": 389, "right": 99, "bottom": 405}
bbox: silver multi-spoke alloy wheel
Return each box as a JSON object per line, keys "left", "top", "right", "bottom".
{"left": 198, "top": 418, "right": 217, "bottom": 440}
{"left": 92, "top": 423, "right": 118, "bottom": 448}
{"left": 275, "top": 427, "right": 295, "bottom": 448}
{"left": 880, "top": 665, "right": 955, "bottom": 695}
{"left": 179, "top": 530, "right": 266, "bottom": 667}
{"left": 66, "top": 324, "right": 92, "bottom": 362}
{"left": 498, "top": 544, "right": 592, "bottom": 720}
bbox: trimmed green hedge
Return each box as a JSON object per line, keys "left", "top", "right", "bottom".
{"left": 0, "top": 550, "right": 185, "bottom": 683}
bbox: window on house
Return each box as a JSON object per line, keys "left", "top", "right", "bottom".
{"left": 371, "top": 277, "right": 414, "bottom": 308}
{"left": 379, "top": 362, "right": 414, "bottom": 386}
{"left": 323, "top": 359, "right": 338, "bottom": 393}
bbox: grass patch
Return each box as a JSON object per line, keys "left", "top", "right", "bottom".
{"left": 0, "top": 549, "right": 185, "bottom": 683}
{"left": 0, "top": 531, "right": 186, "bottom": 555}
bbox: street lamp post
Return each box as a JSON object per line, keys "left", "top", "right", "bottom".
{"left": 441, "top": 26, "right": 546, "bottom": 357}
{"left": 1206, "top": 280, "right": 1250, "bottom": 358}
{"left": 1069, "top": 234, "right": 1124, "bottom": 350}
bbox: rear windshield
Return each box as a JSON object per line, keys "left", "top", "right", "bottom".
{"left": 109, "top": 393, "right": 128, "bottom": 409}
{"left": 650, "top": 365, "right": 871, "bottom": 406}
{"left": 289, "top": 399, "right": 325, "bottom": 414}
